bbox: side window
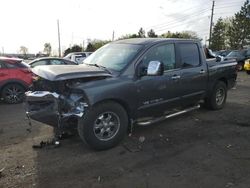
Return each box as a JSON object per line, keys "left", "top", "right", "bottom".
{"left": 31, "top": 60, "right": 48, "bottom": 67}
{"left": 142, "top": 44, "right": 176, "bottom": 71}
{"left": 246, "top": 49, "right": 250, "bottom": 56}
{"left": 179, "top": 43, "right": 200, "bottom": 68}
{"left": 50, "top": 59, "right": 65, "bottom": 65}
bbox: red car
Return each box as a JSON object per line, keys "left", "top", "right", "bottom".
{"left": 0, "top": 57, "right": 33, "bottom": 104}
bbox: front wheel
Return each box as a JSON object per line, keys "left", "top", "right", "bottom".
{"left": 205, "top": 81, "right": 227, "bottom": 110}
{"left": 78, "top": 101, "right": 128, "bottom": 150}
{"left": 246, "top": 70, "right": 250, "bottom": 75}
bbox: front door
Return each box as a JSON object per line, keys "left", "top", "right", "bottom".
{"left": 135, "top": 43, "right": 182, "bottom": 118}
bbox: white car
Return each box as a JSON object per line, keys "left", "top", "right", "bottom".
{"left": 64, "top": 52, "right": 92, "bottom": 64}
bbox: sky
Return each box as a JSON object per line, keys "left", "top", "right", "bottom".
{"left": 0, "top": 0, "right": 245, "bottom": 54}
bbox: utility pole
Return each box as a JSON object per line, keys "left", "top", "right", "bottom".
{"left": 209, "top": 0, "right": 215, "bottom": 48}
{"left": 57, "top": 19, "right": 61, "bottom": 57}
{"left": 112, "top": 30, "right": 115, "bottom": 41}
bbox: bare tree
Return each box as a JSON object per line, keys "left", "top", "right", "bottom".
{"left": 20, "top": 46, "right": 28, "bottom": 55}
{"left": 44, "top": 43, "right": 52, "bottom": 56}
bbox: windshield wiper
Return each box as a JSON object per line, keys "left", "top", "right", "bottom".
{"left": 85, "top": 63, "right": 112, "bottom": 74}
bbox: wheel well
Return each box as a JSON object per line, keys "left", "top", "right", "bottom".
{"left": 0, "top": 82, "right": 26, "bottom": 95}
{"left": 94, "top": 99, "right": 131, "bottom": 118}
{"left": 218, "top": 77, "right": 228, "bottom": 87}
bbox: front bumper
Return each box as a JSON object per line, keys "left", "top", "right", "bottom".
{"left": 25, "top": 91, "right": 87, "bottom": 127}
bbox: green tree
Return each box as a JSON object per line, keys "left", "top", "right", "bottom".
{"left": 161, "top": 31, "right": 199, "bottom": 39}
{"left": 85, "top": 40, "right": 110, "bottom": 52}
{"left": 227, "top": 0, "right": 250, "bottom": 49}
{"left": 63, "top": 45, "right": 83, "bottom": 56}
{"left": 138, "top": 27, "right": 146, "bottom": 38}
{"left": 147, "top": 29, "right": 158, "bottom": 38}
{"left": 210, "top": 18, "right": 227, "bottom": 51}
{"left": 63, "top": 48, "right": 71, "bottom": 57}
{"left": 44, "top": 43, "right": 52, "bottom": 56}
{"left": 71, "top": 45, "right": 83, "bottom": 52}
{"left": 85, "top": 43, "right": 95, "bottom": 52}
{"left": 118, "top": 34, "right": 138, "bottom": 39}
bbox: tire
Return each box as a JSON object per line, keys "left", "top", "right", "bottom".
{"left": 246, "top": 70, "right": 250, "bottom": 75}
{"left": 205, "top": 81, "right": 227, "bottom": 110}
{"left": 1, "top": 83, "right": 25, "bottom": 104}
{"left": 237, "top": 63, "right": 244, "bottom": 71}
{"left": 78, "top": 101, "right": 128, "bottom": 150}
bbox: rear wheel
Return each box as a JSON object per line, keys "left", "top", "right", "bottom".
{"left": 237, "top": 63, "right": 244, "bottom": 71}
{"left": 205, "top": 81, "right": 227, "bottom": 110}
{"left": 78, "top": 101, "right": 128, "bottom": 150}
{"left": 246, "top": 70, "right": 250, "bottom": 75}
{"left": 1, "top": 83, "right": 25, "bottom": 104}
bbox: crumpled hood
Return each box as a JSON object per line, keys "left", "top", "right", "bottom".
{"left": 32, "top": 64, "right": 112, "bottom": 81}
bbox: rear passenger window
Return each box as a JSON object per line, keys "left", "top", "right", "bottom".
{"left": 179, "top": 43, "right": 200, "bottom": 68}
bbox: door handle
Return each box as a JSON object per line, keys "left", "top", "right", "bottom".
{"left": 171, "top": 75, "right": 181, "bottom": 80}
{"left": 199, "top": 70, "right": 206, "bottom": 74}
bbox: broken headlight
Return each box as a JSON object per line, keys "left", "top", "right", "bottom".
{"left": 59, "top": 92, "right": 88, "bottom": 118}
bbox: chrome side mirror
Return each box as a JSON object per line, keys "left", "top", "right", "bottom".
{"left": 147, "top": 61, "right": 163, "bottom": 76}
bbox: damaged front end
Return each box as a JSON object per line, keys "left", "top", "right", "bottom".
{"left": 25, "top": 87, "right": 88, "bottom": 128}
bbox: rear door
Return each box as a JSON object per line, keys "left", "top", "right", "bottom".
{"left": 177, "top": 42, "right": 208, "bottom": 105}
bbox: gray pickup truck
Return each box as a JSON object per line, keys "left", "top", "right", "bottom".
{"left": 25, "top": 38, "right": 237, "bottom": 150}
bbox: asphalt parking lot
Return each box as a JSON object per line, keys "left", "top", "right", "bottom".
{"left": 0, "top": 72, "right": 250, "bottom": 188}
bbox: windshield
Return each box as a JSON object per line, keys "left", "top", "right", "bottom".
{"left": 83, "top": 43, "right": 142, "bottom": 71}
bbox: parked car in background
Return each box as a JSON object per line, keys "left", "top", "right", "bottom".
{"left": 244, "top": 59, "right": 250, "bottom": 74}
{"left": 0, "top": 57, "right": 33, "bottom": 104}
{"left": 28, "top": 57, "right": 77, "bottom": 68}
{"left": 64, "top": 52, "right": 92, "bottom": 64}
{"left": 224, "top": 49, "right": 250, "bottom": 71}
{"left": 214, "top": 50, "right": 231, "bottom": 57}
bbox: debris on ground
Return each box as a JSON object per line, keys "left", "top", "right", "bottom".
{"left": 139, "top": 136, "right": 145, "bottom": 143}
{"left": 32, "top": 139, "right": 60, "bottom": 149}
{"left": 0, "top": 167, "right": 5, "bottom": 178}
{"left": 123, "top": 144, "right": 142, "bottom": 153}
{"left": 16, "top": 165, "right": 25, "bottom": 169}
{"left": 225, "top": 182, "right": 234, "bottom": 187}
{"left": 32, "top": 132, "right": 74, "bottom": 149}
{"left": 97, "top": 176, "right": 101, "bottom": 182}
{"left": 226, "top": 144, "right": 232, "bottom": 149}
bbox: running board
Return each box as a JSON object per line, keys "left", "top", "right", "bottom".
{"left": 136, "top": 104, "right": 200, "bottom": 126}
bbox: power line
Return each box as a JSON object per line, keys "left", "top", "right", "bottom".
{"left": 151, "top": 9, "right": 210, "bottom": 32}
{"left": 154, "top": 15, "right": 210, "bottom": 33}
{"left": 146, "top": 7, "right": 210, "bottom": 30}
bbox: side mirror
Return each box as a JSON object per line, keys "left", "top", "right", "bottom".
{"left": 147, "top": 61, "right": 164, "bottom": 76}
{"left": 216, "top": 56, "right": 222, "bottom": 62}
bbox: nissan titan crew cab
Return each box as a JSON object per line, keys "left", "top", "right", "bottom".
{"left": 25, "top": 38, "right": 237, "bottom": 150}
